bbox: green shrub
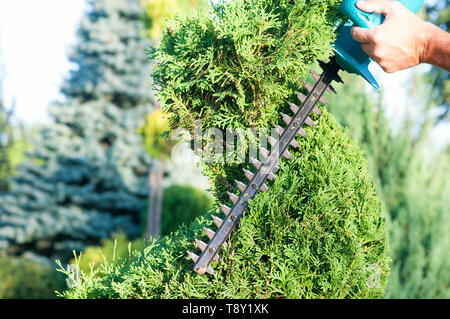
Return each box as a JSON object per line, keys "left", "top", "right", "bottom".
{"left": 62, "top": 111, "right": 390, "bottom": 299}
{"left": 160, "top": 185, "right": 213, "bottom": 236}
{"left": 73, "top": 186, "right": 211, "bottom": 276}
{"left": 0, "top": 255, "right": 66, "bottom": 299}
{"left": 70, "top": 234, "right": 145, "bottom": 277}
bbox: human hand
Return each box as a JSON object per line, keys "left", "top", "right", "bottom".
{"left": 350, "top": 0, "right": 432, "bottom": 73}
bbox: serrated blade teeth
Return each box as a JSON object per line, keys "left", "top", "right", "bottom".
{"left": 319, "top": 96, "right": 329, "bottom": 105}
{"left": 195, "top": 239, "right": 207, "bottom": 252}
{"left": 318, "top": 60, "right": 328, "bottom": 72}
{"left": 220, "top": 203, "right": 231, "bottom": 216}
{"left": 268, "top": 136, "right": 278, "bottom": 148}
{"left": 294, "top": 94, "right": 322, "bottom": 113}
{"left": 282, "top": 113, "right": 292, "bottom": 126}
{"left": 259, "top": 147, "right": 270, "bottom": 159}
{"left": 297, "top": 92, "right": 306, "bottom": 103}
{"left": 327, "top": 84, "right": 337, "bottom": 94}
{"left": 289, "top": 102, "right": 299, "bottom": 114}
{"left": 274, "top": 125, "right": 284, "bottom": 136}
{"left": 235, "top": 180, "right": 247, "bottom": 192}
{"left": 260, "top": 183, "right": 269, "bottom": 193}
{"left": 303, "top": 81, "right": 314, "bottom": 93}
{"left": 212, "top": 215, "right": 224, "bottom": 228}
{"left": 261, "top": 171, "right": 276, "bottom": 181}
{"left": 228, "top": 192, "right": 239, "bottom": 204}
{"left": 203, "top": 227, "right": 216, "bottom": 240}
{"left": 305, "top": 117, "right": 315, "bottom": 127}
{"left": 274, "top": 125, "right": 298, "bottom": 148}
{"left": 283, "top": 150, "right": 293, "bottom": 160}
{"left": 187, "top": 251, "right": 199, "bottom": 263}
{"left": 243, "top": 169, "right": 255, "bottom": 181}
{"left": 250, "top": 157, "right": 262, "bottom": 169}
{"left": 206, "top": 266, "right": 215, "bottom": 275}
{"left": 310, "top": 70, "right": 321, "bottom": 82}
{"left": 334, "top": 73, "right": 344, "bottom": 83}
{"left": 290, "top": 139, "right": 300, "bottom": 148}
{"left": 298, "top": 128, "right": 308, "bottom": 137}
{"left": 312, "top": 106, "right": 322, "bottom": 115}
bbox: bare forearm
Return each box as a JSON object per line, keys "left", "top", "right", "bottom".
{"left": 422, "top": 23, "right": 450, "bottom": 72}
{"left": 351, "top": 0, "right": 450, "bottom": 73}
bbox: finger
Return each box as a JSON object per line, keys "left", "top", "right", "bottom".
{"left": 361, "top": 43, "right": 376, "bottom": 57}
{"left": 360, "top": 43, "right": 383, "bottom": 65}
{"left": 356, "top": 0, "right": 394, "bottom": 15}
{"left": 351, "top": 26, "right": 371, "bottom": 43}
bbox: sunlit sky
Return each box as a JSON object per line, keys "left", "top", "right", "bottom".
{"left": 0, "top": 0, "right": 448, "bottom": 148}
{"left": 0, "top": 0, "right": 85, "bottom": 124}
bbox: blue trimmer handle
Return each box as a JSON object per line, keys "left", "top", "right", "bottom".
{"left": 340, "top": 0, "right": 424, "bottom": 29}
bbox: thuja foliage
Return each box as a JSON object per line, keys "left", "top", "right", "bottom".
{"left": 152, "top": 0, "right": 341, "bottom": 131}
{"left": 70, "top": 233, "right": 145, "bottom": 277}
{"left": 63, "top": 0, "right": 390, "bottom": 298}
{"left": 62, "top": 112, "right": 389, "bottom": 299}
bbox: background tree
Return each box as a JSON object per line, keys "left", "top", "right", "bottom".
{"left": 142, "top": 0, "right": 207, "bottom": 40}
{"left": 424, "top": 0, "right": 449, "bottom": 122}
{"left": 0, "top": 0, "right": 154, "bottom": 262}
{"left": 0, "top": 254, "right": 67, "bottom": 299}
{"left": 139, "top": 0, "right": 210, "bottom": 240}
{"left": 327, "top": 75, "right": 450, "bottom": 298}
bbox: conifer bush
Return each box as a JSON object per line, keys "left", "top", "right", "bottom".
{"left": 63, "top": 0, "right": 390, "bottom": 299}
{"left": 159, "top": 185, "right": 213, "bottom": 236}
{"left": 0, "top": 255, "right": 66, "bottom": 299}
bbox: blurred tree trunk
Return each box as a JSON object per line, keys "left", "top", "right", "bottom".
{"left": 145, "top": 101, "right": 166, "bottom": 240}
{"left": 146, "top": 158, "right": 165, "bottom": 240}
{"left": 154, "top": 159, "right": 165, "bottom": 237}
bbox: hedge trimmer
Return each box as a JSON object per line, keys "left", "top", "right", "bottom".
{"left": 188, "top": 0, "right": 424, "bottom": 275}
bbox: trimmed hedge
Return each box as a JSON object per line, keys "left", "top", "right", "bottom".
{"left": 62, "top": 111, "right": 390, "bottom": 299}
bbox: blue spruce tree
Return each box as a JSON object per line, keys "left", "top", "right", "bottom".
{"left": 0, "top": 0, "right": 154, "bottom": 261}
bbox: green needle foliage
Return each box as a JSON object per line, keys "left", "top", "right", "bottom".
{"left": 63, "top": 0, "right": 390, "bottom": 299}
{"left": 152, "top": 0, "right": 341, "bottom": 131}
{"left": 62, "top": 111, "right": 389, "bottom": 299}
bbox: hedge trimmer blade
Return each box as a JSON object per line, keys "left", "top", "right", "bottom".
{"left": 188, "top": 58, "right": 343, "bottom": 275}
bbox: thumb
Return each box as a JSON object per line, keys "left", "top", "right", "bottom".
{"left": 356, "top": 0, "right": 395, "bottom": 15}
{"left": 350, "top": 26, "right": 372, "bottom": 43}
